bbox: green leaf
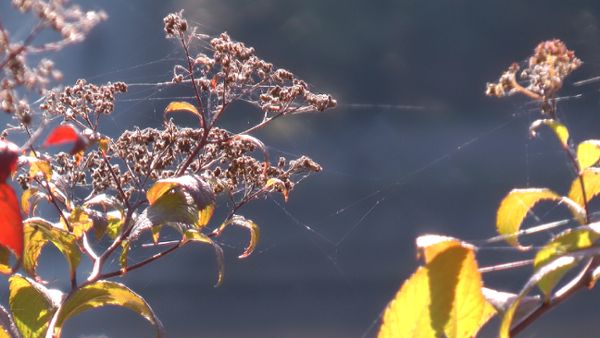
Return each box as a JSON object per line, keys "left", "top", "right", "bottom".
{"left": 568, "top": 168, "right": 600, "bottom": 209}
{"left": 212, "top": 215, "right": 260, "bottom": 259}
{"left": 378, "top": 243, "right": 496, "bottom": 338}
{"left": 51, "top": 281, "right": 164, "bottom": 338}
{"left": 496, "top": 189, "right": 562, "bottom": 249}
{"left": 534, "top": 225, "right": 600, "bottom": 296}
{"left": 529, "top": 119, "right": 570, "bottom": 148}
{"left": 9, "top": 274, "right": 59, "bottom": 338}
{"left": 183, "top": 229, "right": 225, "bottom": 287}
{"left": 120, "top": 240, "right": 129, "bottom": 272}
{"left": 23, "top": 218, "right": 80, "bottom": 283}
{"left": 577, "top": 140, "right": 600, "bottom": 171}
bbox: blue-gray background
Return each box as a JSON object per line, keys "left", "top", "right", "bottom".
{"left": 5, "top": 1, "right": 600, "bottom": 337}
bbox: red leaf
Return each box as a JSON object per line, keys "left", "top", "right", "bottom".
{"left": 0, "top": 183, "right": 23, "bottom": 259}
{"left": 43, "top": 124, "right": 88, "bottom": 155}
{"left": 0, "top": 140, "right": 19, "bottom": 183}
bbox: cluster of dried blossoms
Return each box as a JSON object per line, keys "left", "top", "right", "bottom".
{"left": 1, "top": 0, "right": 106, "bottom": 124}
{"left": 9, "top": 8, "right": 334, "bottom": 285}
{"left": 486, "top": 39, "right": 581, "bottom": 116}
{"left": 26, "top": 11, "right": 334, "bottom": 211}
{"left": 0, "top": 5, "right": 335, "bottom": 336}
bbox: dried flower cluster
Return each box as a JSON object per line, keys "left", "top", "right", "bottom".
{"left": 1, "top": 1, "right": 106, "bottom": 124}
{"left": 40, "top": 79, "right": 128, "bottom": 122}
{"left": 165, "top": 11, "right": 336, "bottom": 124}
{"left": 486, "top": 39, "right": 581, "bottom": 116}
{"left": 1, "top": 8, "right": 335, "bottom": 336}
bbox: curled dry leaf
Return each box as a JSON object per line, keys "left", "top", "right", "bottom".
{"left": 164, "top": 101, "right": 200, "bottom": 117}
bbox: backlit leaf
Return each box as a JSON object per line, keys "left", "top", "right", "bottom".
{"left": 265, "top": 178, "right": 289, "bottom": 202}
{"left": 529, "top": 119, "right": 569, "bottom": 149}
{"left": 212, "top": 215, "right": 260, "bottom": 259}
{"left": 0, "top": 140, "right": 19, "bottom": 183}
{"left": 51, "top": 281, "right": 164, "bottom": 338}
{"left": 66, "top": 207, "right": 94, "bottom": 239}
{"left": 43, "top": 124, "right": 88, "bottom": 155}
{"left": 9, "top": 274, "right": 58, "bottom": 338}
{"left": 0, "top": 183, "right": 23, "bottom": 258}
{"left": 28, "top": 157, "right": 52, "bottom": 182}
{"left": 568, "top": 168, "right": 600, "bottom": 209}
{"left": 499, "top": 254, "right": 584, "bottom": 338}
{"left": 120, "top": 240, "right": 129, "bottom": 272}
{"left": 496, "top": 188, "right": 561, "bottom": 249}
{"left": 146, "top": 175, "right": 214, "bottom": 208}
{"left": 21, "top": 188, "right": 47, "bottom": 216}
{"left": 84, "top": 194, "right": 125, "bottom": 239}
{"left": 577, "top": 140, "right": 600, "bottom": 171}
{"left": 415, "top": 235, "right": 474, "bottom": 263}
{"left": 23, "top": 218, "right": 80, "bottom": 282}
{"left": 132, "top": 175, "right": 216, "bottom": 239}
{"left": 164, "top": 101, "right": 200, "bottom": 118}
{"left": 481, "top": 288, "right": 540, "bottom": 321}
{"left": 533, "top": 226, "right": 600, "bottom": 296}
{"left": 378, "top": 243, "right": 495, "bottom": 338}
{"left": 183, "top": 229, "right": 225, "bottom": 287}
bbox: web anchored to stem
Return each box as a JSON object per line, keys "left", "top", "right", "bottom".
{"left": 377, "top": 39, "right": 600, "bottom": 338}
{"left": 0, "top": 7, "right": 337, "bottom": 337}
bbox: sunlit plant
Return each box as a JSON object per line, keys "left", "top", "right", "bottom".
{"left": 377, "top": 39, "right": 600, "bottom": 337}
{"left": 0, "top": 3, "right": 335, "bottom": 337}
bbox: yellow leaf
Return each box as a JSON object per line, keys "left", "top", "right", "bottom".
{"left": 378, "top": 244, "right": 496, "bottom": 338}
{"left": 196, "top": 204, "right": 214, "bottom": 229}
{"left": 496, "top": 189, "right": 562, "bottom": 249}
{"left": 68, "top": 207, "right": 94, "bottom": 238}
{"left": 577, "top": 140, "right": 600, "bottom": 171}
{"left": 9, "top": 274, "right": 57, "bottom": 338}
{"left": 568, "top": 168, "right": 600, "bottom": 209}
{"left": 533, "top": 227, "right": 600, "bottom": 296}
{"left": 28, "top": 158, "right": 52, "bottom": 181}
{"left": 164, "top": 101, "right": 200, "bottom": 118}
{"left": 51, "top": 281, "right": 164, "bottom": 338}
{"left": 529, "top": 119, "right": 569, "bottom": 148}
{"left": 23, "top": 218, "right": 81, "bottom": 282}
{"left": 499, "top": 255, "right": 580, "bottom": 338}
{"left": 415, "top": 235, "right": 474, "bottom": 263}
{"left": 265, "top": 178, "right": 289, "bottom": 202}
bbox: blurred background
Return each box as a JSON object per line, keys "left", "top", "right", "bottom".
{"left": 5, "top": 0, "right": 600, "bottom": 337}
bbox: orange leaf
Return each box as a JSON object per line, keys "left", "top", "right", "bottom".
{"left": 164, "top": 101, "right": 200, "bottom": 118}
{"left": 0, "top": 183, "right": 23, "bottom": 258}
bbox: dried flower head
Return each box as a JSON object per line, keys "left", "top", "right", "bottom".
{"left": 486, "top": 39, "right": 581, "bottom": 116}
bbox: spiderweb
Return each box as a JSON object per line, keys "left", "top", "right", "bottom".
{"left": 16, "top": 5, "right": 600, "bottom": 337}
